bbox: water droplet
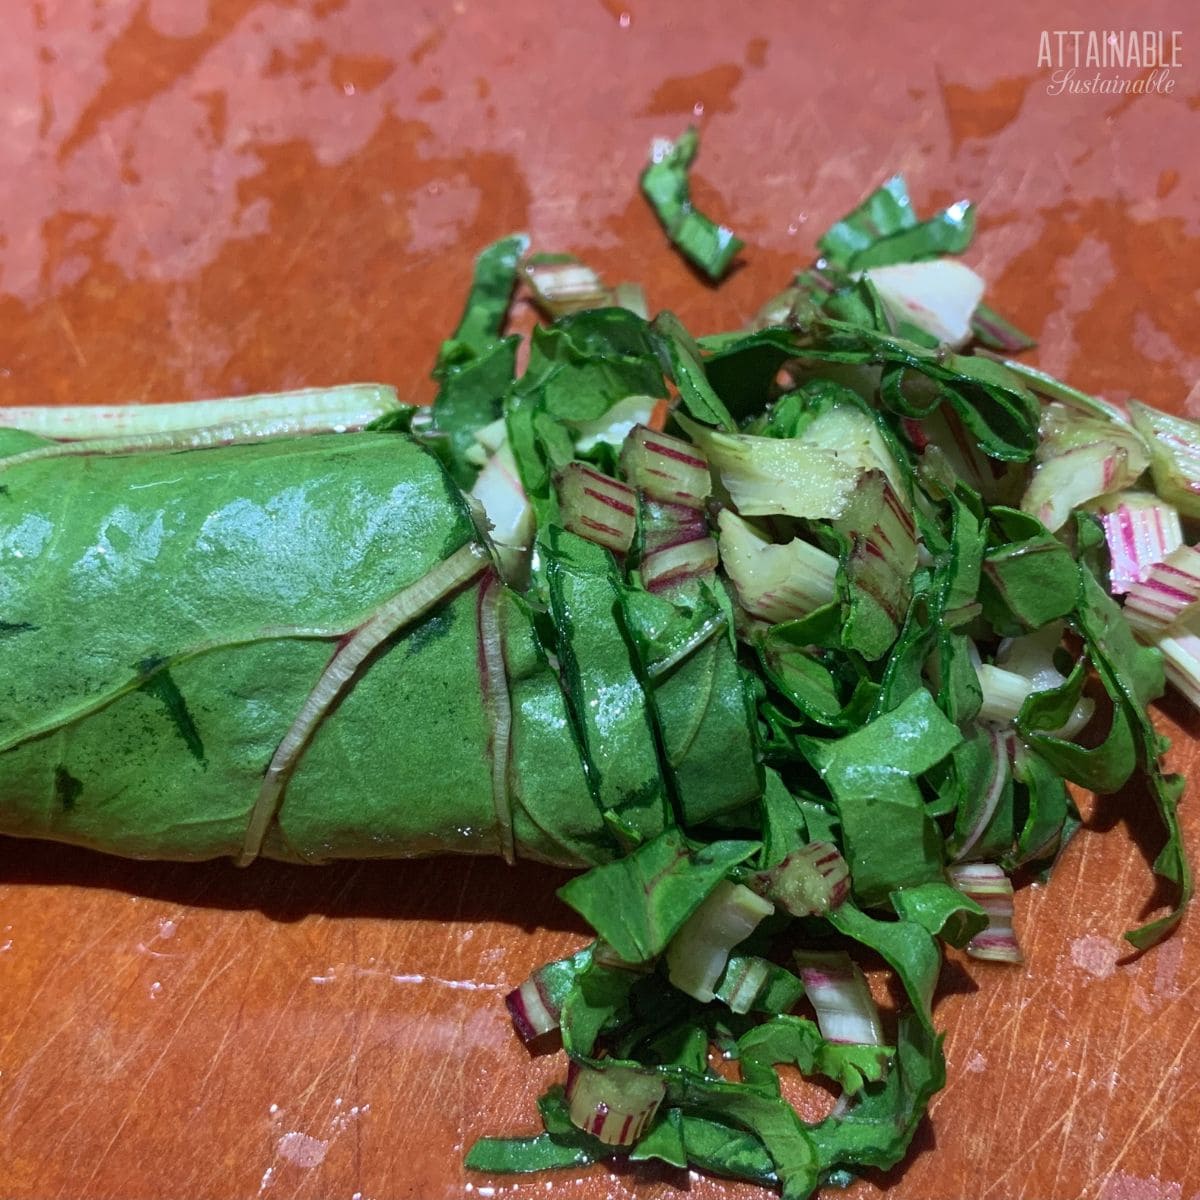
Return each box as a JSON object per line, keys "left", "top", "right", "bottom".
{"left": 618, "top": 11, "right": 631, "bottom": 27}
{"left": 692, "top": 101, "right": 704, "bottom": 117}
{"left": 149, "top": 981, "right": 163, "bottom": 999}
{"left": 343, "top": 83, "right": 357, "bottom": 96}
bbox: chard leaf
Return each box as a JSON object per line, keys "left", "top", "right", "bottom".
{"left": 758, "top": 769, "right": 812, "bottom": 867}
{"left": 739, "top": 1015, "right": 892, "bottom": 1096}
{"left": 934, "top": 631, "right": 983, "bottom": 724}
{"left": 436, "top": 233, "right": 529, "bottom": 368}
{"left": 641, "top": 127, "right": 744, "bottom": 281}
{"left": 716, "top": 955, "right": 806, "bottom": 1015}
{"left": 940, "top": 725, "right": 1015, "bottom": 861}
{"left": 559, "top": 960, "right": 640, "bottom": 1058}
{"left": 852, "top": 201, "right": 975, "bottom": 269}
{"left": 828, "top": 903, "right": 941, "bottom": 1029}
{"left": 620, "top": 584, "right": 762, "bottom": 827}
{"left": 634, "top": 1110, "right": 778, "bottom": 1187}
{"left": 668, "top": 1074, "right": 820, "bottom": 1200}
{"left": 528, "top": 309, "right": 667, "bottom": 422}
{"left": 802, "top": 689, "right": 960, "bottom": 903}
{"left": 757, "top": 622, "right": 880, "bottom": 732}
{"left": 795, "top": 320, "right": 1040, "bottom": 462}
{"left": 429, "top": 234, "right": 528, "bottom": 486}
{"left": 1007, "top": 743, "right": 1076, "bottom": 869}
{"left": 652, "top": 312, "right": 738, "bottom": 430}
{"left": 808, "top": 1013, "right": 945, "bottom": 1173}
{"left": 557, "top": 827, "right": 758, "bottom": 965}
{"left": 981, "top": 532, "right": 1078, "bottom": 633}
{"left": 542, "top": 527, "right": 669, "bottom": 839}
{"left": 817, "top": 176, "right": 918, "bottom": 267}
{"left": 1072, "top": 569, "right": 1191, "bottom": 947}
{"left": 502, "top": 386, "right": 575, "bottom": 529}
{"left": 467, "top": 1087, "right": 614, "bottom": 1170}
{"left": 890, "top": 881, "right": 987, "bottom": 949}
{"left": 817, "top": 175, "right": 974, "bottom": 271}
{"left": 628, "top": 1108, "right": 689, "bottom": 1168}
{"left": 938, "top": 493, "right": 987, "bottom": 624}
{"left": 1017, "top": 658, "right": 1136, "bottom": 793}
{"left": 502, "top": 591, "right": 615, "bottom": 866}
{"left": 429, "top": 337, "right": 519, "bottom": 487}
{"left": 465, "top": 1130, "right": 601, "bottom": 1172}
{"left": 701, "top": 328, "right": 799, "bottom": 423}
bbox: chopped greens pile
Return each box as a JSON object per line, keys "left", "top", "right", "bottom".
{"left": 418, "top": 146, "right": 1193, "bottom": 1196}
{"left": 2, "top": 130, "right": 1195, "bottom": 1200}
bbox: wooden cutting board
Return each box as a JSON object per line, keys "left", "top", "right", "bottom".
{"left": 2, "top": 2, "right": 1198, "bottom": 1198}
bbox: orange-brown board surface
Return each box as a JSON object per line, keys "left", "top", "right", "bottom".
{"left": 2, "top": 2, "right": 1199, "bottom": 1198}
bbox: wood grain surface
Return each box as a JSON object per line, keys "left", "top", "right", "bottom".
{"left": 2, "top": 2, "right": 1199, "bottom": 1199}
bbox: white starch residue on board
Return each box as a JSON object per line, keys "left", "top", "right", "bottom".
{"left": 1069, "top": 934, "right": 1120, "bottom": 979}
{"left": 276, "top": 1131, "right": 329, "bottom": 1168}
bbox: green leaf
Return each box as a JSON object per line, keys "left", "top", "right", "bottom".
{"left": 1018, "top": 658, "right": 1137, "bottom": 793}
{"left": 429, "top": 336, "right": 520, "bottom": 487}
{"left": 528, "top": 308, "right": 667, "bottom": 422}
{"left": 628, "top": 1108, "right": 689, "bottom": 1168}
{"left": 557, "top": 827, "right": 758, "bottom": 964}
{"left": 641, "top": 127, "right": 744, "bottom": 281}
{"left": 435, "top": 233, "right": 529, "bottom": 369}
{"left": 816, "top": 175, "right": 975, "bottom": 271}
{"left": 941, "top": 724, "right": 1015, "bottom": 861}
{"left": 427, "top": 233, "right": 528, "bottom": 485}
{"left": 817, "top": 176, "right": 917, "bottom": 267}
{"left": 828, "top": 903, "right": 941, "bottom": 1028}
{"left": 620, "top": 583, "right": 762, "bottom": 827}
{"left": 758, "top": 626, "right": 880, "bottom": 731}
{"left": 634, "top": 1110, "right": 778, "bottom": 1186}
{"left": 739, "top": 1015, "right": 892, "bottom": 1095}
{"left": 1007, "top": 742, "right": 1075, "bottom": 869}
{"left": 981, "top": 533, "right": 1078, "bottom": 632}
{"left": 938, "top": 492, "right": 987, "bottom": 625}
{"left": 542, "top": 528, "right": 669, "bottom": 840}
{"left": 802, "top": 689, "right": 960, "bottom": 903}
{"left": 890, "top": 881, "right": 987, "bottom": 949}
{"left": 559, "top": 960, "right": 640, "bottom": 1058}
{"left": 716, "top": 954, "right": 806, "bottom": 1015}
{"left": 790, "top": 328, "right": 1039, "bottom": 465}
{"left": 0, "top": 435, "right": 574, "bottom": 865}
{"left": 852, "top": 201, "right": 975, "bottom": 269}
{"left": 652, "top": 312, "right": 738, "bottom": 430}
{"left": 669, "top": 1073, "right": 820, "bottom": 1200}
{"left": 758, "top": 769, "right": 811, "bottom": 867}
{"left": 808, "top": 1013, "right": 945, "bottom": 1173}
{"left": 465, "top": 1132, "right": 601, "bottom": 1172}
{"left": 701, "top": 328, "right": 800, "bottom": 424}
{"left": 1071, "top": 569, "right": 1191, "bottom": 947}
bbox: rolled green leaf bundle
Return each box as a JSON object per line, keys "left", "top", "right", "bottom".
{"left": 0, "top": 427, "right": 611, "bottom": 868}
